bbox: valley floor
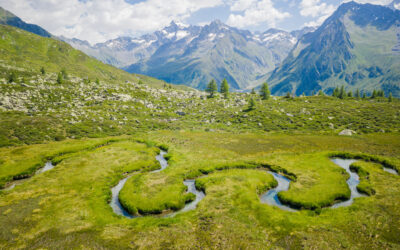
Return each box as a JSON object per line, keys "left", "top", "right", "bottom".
{"left": 1, "top": 131, "right": 399, "bottom": 249}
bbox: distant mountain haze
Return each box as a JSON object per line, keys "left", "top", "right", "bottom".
{"left": 1, "top": 2, "right": 399, "bottom": 96}
{"left": 61, "top": 20, "right": 305, "bottom": 91}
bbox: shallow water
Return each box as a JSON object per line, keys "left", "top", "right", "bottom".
{"left": 111, "top": 156, "right": 377, "bottom": 217}
{"left": 330, "top": 158, "right": 365, "bottom": 208}
{"left": 153, "top": 151, "right": 168, "bottom": 173}
{"left": 4, "top": 161, "right": 55, "bottom": 191}
{"left": 260, "top": 171, "right": 296, "bottom": 212}
{"left": 383, "top": 167, "right": 398, "bottom": 175}
{"left": 110, "top": 176, "right": 135, "bottom": 218}
{"left": 166, "top": 180, "right": 206, "bottom": 217}
{"left": 110, "top": 150, "right": 207, "bottom": 218}
{"left": 260, "top": 159, "right": 367, "bottom": 211}
{"left": 36, "top": 161, "right": 55, "bottom": 174}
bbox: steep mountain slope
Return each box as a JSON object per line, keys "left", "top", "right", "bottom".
{"left": 268, "top": 2, "right": 400, "bottom": 97}
{"left": 62, "top": 21, "right": 298, "bottom": 91}
{"left": 60, "top": 21, "right": 202, "bottom": 68}
{"left": 290, "top": 27, "right": 317, "bottom": 41}
{"left": 0, "top": 24, "right": 146, "bottom": 84}
{"left": 253, "top": 28, "right": 298, "bottom": 64}
{"left": 0, "top": 7, "right": 51, "bottom": 38}
{"left": 124, "top": 20, "right": 290, "bottom": 90}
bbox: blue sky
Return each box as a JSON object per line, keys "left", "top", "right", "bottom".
{"left": 0, "top": 0, "right": 393, "bottom": 43}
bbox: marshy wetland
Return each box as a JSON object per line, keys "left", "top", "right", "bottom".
{"left": 1, "top": 132, "right": 399, "bottom": 249}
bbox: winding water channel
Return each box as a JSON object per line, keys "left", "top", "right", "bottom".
{"left": 110, "top": 150, "right": 206, "bottom": 218}
{"left": 110, "top": 154, "right": 399, "bottom": 218}
{"left": 4, "top": 161, "right": 54, "bottom": 191}
{"left": 330, "top": 159, "right": 365, "bottom": 208}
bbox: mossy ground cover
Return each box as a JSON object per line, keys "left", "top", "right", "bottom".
{"left": 0, "top": 136, "right": 129, "bottom": 188}
{"left": 1, "top": 132, "right": 399, "bottom": 248}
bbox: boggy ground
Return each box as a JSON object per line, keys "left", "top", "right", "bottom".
{"left": 0, "top": 131, "right": 399, "bottom": 249}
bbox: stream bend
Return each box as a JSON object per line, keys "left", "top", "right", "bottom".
{"left": 111, "top": 155, "right": 398, "bottom": 218}
{"left": 110, "top": 150, "right": 206, "bottom": 218}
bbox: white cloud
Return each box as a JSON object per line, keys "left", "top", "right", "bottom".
{"left": 226, "top": 0, "right": 290, "bottom": 29}
{"left": 229, "top": 0, "right": 255, "bottom": 11}
{"left": 299, "top": 0, "right": 336, "bottom": 27}
{"left": 300, "top": 0, "right": 336, "bottom": 18}
{"left": 0, "top": 0, "right": 223, "bottom": 44}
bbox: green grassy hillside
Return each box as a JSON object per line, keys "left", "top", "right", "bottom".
{"left": 0, "top": 24, "right": 184, "bottom": 88}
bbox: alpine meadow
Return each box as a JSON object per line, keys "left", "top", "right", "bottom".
{"left": 0, "top": 1, "right": 400, "bottom": 249}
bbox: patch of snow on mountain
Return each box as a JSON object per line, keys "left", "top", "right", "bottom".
{"left": 176, "top": 30, "right": 189, "bottom": 40}
{"left": 175, "top": 21, "right": 189, "bottom": 28}
{"left": 166, "top": 32, "right": 175, "bottom": 39}
{"left": 144, "top": 40, "right": 156, "bottom": 47}
{"left": 130, "top": 39, "right": 145, "bottom": 44}
{"left": 208, "top": 33, "right": 216, "bottom": 41}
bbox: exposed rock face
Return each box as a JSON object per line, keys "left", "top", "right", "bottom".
{"left": 268, "top": 2, "right": 400, "bottom": 97}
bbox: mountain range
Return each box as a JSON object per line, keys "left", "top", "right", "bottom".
{"left": 268, "top": 1, "right": 400, "bottom": 96}
{"left": 61, "top": 20, "right": 307, "bottom": 90}
{"left": 1, "top": 1, "right": 400, "bottom": 96}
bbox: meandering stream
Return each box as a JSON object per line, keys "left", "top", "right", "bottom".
{"left": 110, "top": 150, "right": 206, "bottom": 218}
{"left": 261, "top": 158, "right": 371, "bottom": 211}
{"left": 4, "top": 161, "right": 54, "bottom": 191}
{"left": 330, "top": 159, "right": 365, "bottom": 208}
{"left": 260, "top": 171, "right": 297, "bottom": 212}
{"left": 110, "top": 154, "right": 399, "bottom": 218}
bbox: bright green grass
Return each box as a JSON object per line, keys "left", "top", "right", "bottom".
{"left": 0, "top": 132, "right": 399, "bottom": 248}
{"left": 350, "top": 161, "right": 376, "bottom": 195}
{"left": 0, "top": 136, "right": 129, "bottom": 188}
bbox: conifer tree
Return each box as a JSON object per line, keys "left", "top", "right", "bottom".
{"left": 338, "top": 86, "right": 345, "bottom": 99}
{"left": 61, "top": 68, "right": 68, "bottom": 80}
{"left": 40, "top": 66, "right": 46, "bottom": 75}
{"left": 251, "top": 88, "right": 256, "bottom": 94}
{"left": 348, "top": 91, "right": 352, "bottom": 97}
{"left": 332, "top": 87, "right": 339, "bottom": 97}
{"left": 371, "top": 90, "right": 377, "bottom": 99}
{"left": 57, "top": 72, "right": 63, "bottom": 84}
{"left": 248, "top": 98, "right": 256, "bottom": 110}
{"left": 206, "top": 79, "right": 218, "bottom": 98}
{"left": 355, "top": 89, "right": 360, "bottom": 98}
{"left": 260, "top": 82, "right": 270, "bottom": 100}
{"left": 220, "top": 79, "right": 229, "bottom": 99}
{"left": 362, "top": 92, "right": 366, "bottom": 99}
{"left": 388, "top": 92, "right": 393, "bottom": 102}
